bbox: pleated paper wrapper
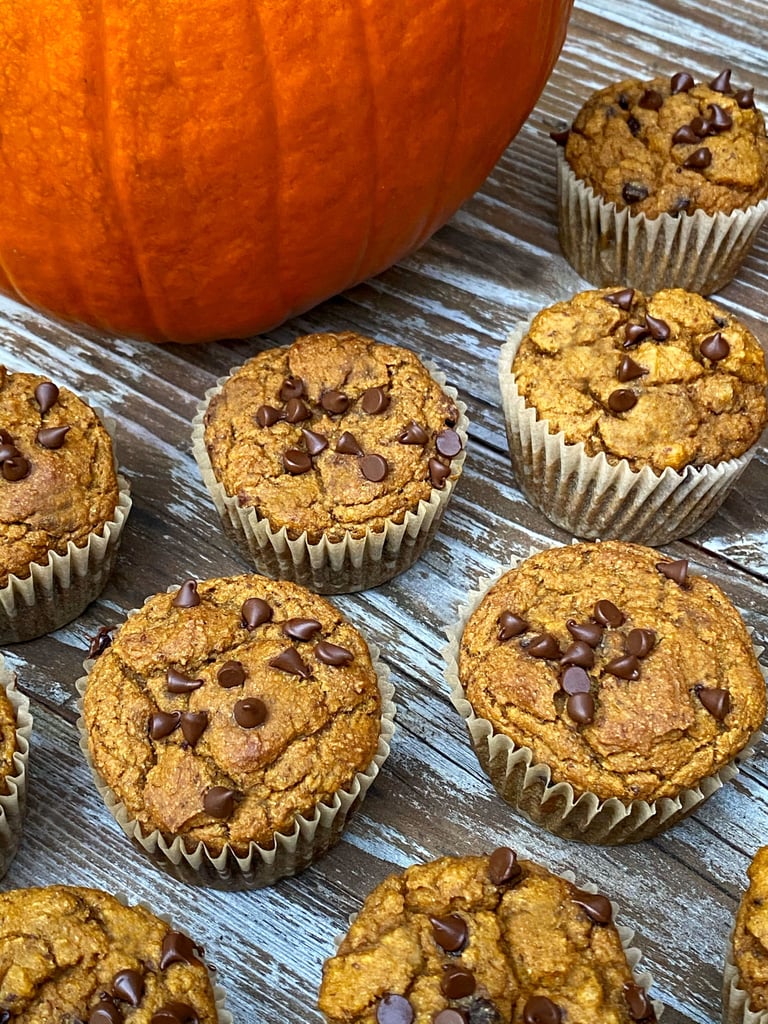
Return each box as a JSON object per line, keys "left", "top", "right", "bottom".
{"left": 723, "top": 927, "right": 768, "bottom": 1024}
{"left": 0, "top": 655, "right": 32, "bottom": 879}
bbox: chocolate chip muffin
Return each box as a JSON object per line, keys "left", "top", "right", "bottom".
{"left": 194, "top": 331, "right": 467, "bottom": 593}
{"left": 553, "top": 68, "right": 768, "bottom": 292}
{"left": 0, "top": 367, "right": 131, "bottom": 642}
{"left": 499, "top": 287, "right": 767, "bottom": 545}
{"left": 319, "top": 850, "right": 658, "bottom": 1023}
{"left": 80, "top": 573, "right": 393, "bottom": 888}
{"left": 0, "top": 655, "right": 32, "bottom": 880}
{"left": 446, "top": 541, "right": 765, "bottom": 843}
{"left": 0, "top": 885, "right": 224, "bottom": 1023}
{"left": 724, "top": 846, "right": 768, "bottom": 1024}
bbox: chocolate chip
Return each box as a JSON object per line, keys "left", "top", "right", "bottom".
{"left": 376, "top": 994, "right": 414, "bottom": 1024}
{"left": 315, "top": 641, "right": 354, "bottom": 666}
{"left": 488, "top": 846, "right": 522, "bottom": 885}
{"left": 524, "top": 633, "right": 561, "bottom": 660}
{"left": 430, "top": 913, "right": 468, "bottom": 953}
{"left": 639, "top": 89, "right": 663, "bottom": 110}
{"left": 255, "top": 404, "right": 283, "bottom": 427}
{"left": 561, "top": 641, "right": 594, "bottom": 669}
{"left": 284, "top": 397, "right": 312, "bottom": 424}
{"left": 605, "top": 654, "right": 641, "bottom": 680}
{"left": 695, "top": 685, "right": 731, "bottom": 721}
{"left": 707, "top": 103, "right": 733, "bottom": 133}
{"left": 149, "top": 711, "right": 181, "bottom": 740}
{"left": 360, "top": 387, "right": 390, "bottom": 414}
{"left": 523, "top": 995, "right": 562, "bottom": 1024}
{"left": 672, "top": 124, "right": 700, "bottom": 145}
{"left": 690, "top": 115, "right": 711, "bottom": 138}
{"left": 441, "top": 964, "right": 475, "bottom": 1000}
{"left": 433, "top": 1012, "right": 469, "bottom": 1024}
{"left": 234, "top": 697, "right": 268, "bottom": 728}
{"left": 398, "top": 421, "right": 430, "bottom": 444}
{"left": 622, "top": 182, "right": 649, "bottom": 205}
{"left": 37, "top": 425, "right": 70, "bottom": 449}
{"left": 335, "top": 431, "right": 364, "bottom": 456}
{"left": 203, "top": 786, "right": 235, "bottom": 819}
{"left": 671, "top": 71, "right": 695, "bottom": 93}
{"left": 89, "top": 998, "right": 122, "bottom": 1024}
{"left": 624, "top": 322, "right": 651, "bottom": 347}
{"left": 302, "top": 428, "right": 328, "bottom": 455}
{"left": 709, "top": 69, "right": 732, "bottom": 93}
{"left": 150, "top": 1002, "right": 199, "bottom": 1024}
{"left": 572, "top": 889, "right": 613, "bottom": 923}
{"left": 700, "top": 331, "right": 730, "bottom": 361}
{"left": 279, "top": 376, "right": 304, "bottom": 401}
{"left": 283, "top": 617, "right": 322, "bottom": 641}
{"left": 735, "top": 87, "right": 755, "bottom": 109}
{"left": 645, "top": 314, "right": 670, "bottom": 341}
{"left": 429, "top": 458, "right": 451, "bottom": 488}
{"left": 0, "top": 442, "right": 18, "bottom": 462}
{"left": 283, "top": 448, "right": 312, "bottom": 474}
{"left": 604, "top": 288, "right": 635, "bottom": 311}
{"left": 180, "top": 711, "right": 208, "bottom": 745}
{"left": 34, "top": 381, "right": 59, "bottom": 413}
{"left": 361, "top": 454, "right": 388, "bottom": 482}
{"left": 623, "top": 983, "right": 656, "bottom": 1022}
{"left": 1, "top": 456, "right": 29, "bottom": 481}
{"left": 593, "top": 599, "right": 625, "bottom": 627}
{"left": 549, "top": 127, "right": 570, "bottom": 146}
{"left": 217, "top": 660, "right": 246, "bottom": 687}
{"left": 608, "top": 388, "right": 638, "bottom": 413}
{"left": 436, "top": 429, "right": 462, "bottom": 458}
{"left": 683, "top": 147, "right": 712, "bottom": 169}
{"left": 112, "top": 969, "right": 145, "bottom": 1006}
{"left": 160, "top": 931, "right": 203, "bottom": 969}
{"left": 617, "top": 355, "right": 647, "bottom": 383}
{"left": 626, "top": 115, "right": 641, "bottom": 137}
{"left": 241, "top": 597, "right": 272, "bottom": 629}
{"left": 172, "top": 580, "right": 200, "bottom": 608}
{"left": 566, "top": 691, "right": 595, "bottom": 725}
{"left": 87, "top": 626, "right": 113, "bottom": 659}
{"left": 166, "top": 668, "right": 204, "bottom": 693}
{"left": 566, "top": 620, "right": 603, "bottom": 647}
{"left": 320, "top": 389, "right": 350, "bottom": 414}
{"left": 626, "top": 628, "right": 656, "bottom": 658}
{"left": 561, "top": 665, "right": 591, "bottom": 695}
{"left": 269, "top": 647, "right": 312, "bottom": 678}
{"left": 497, "top": 611, "right": 529, "bottom": 641}
{"left": 656, "top": 558, "right": 688, "bottom": 585}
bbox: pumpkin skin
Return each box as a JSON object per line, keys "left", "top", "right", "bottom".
{"left": 0, "top": 0, "right": 572, "bottom": 343}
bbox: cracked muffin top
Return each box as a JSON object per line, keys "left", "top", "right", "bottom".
{"left": 562, "top": 68, "right": 768, "bottom": 218}
{"left": 319, "top": 850, "right": 656, "bottom": 1024}
{"left": 0, "top": 367, "right": 120, "bottom": 587}
{"left": 0, "top": 885, "right": 218, "bottom": 1023}
{"left": 202, "top": 331, "right": 464, "bottom": 542}
{"left": 458, "top": 541, "right": 765, "bottom": 803}
{"left": 510, "top": 287, "right": 768, "bottom": 473}
{"left": 733, "top": 846, "right": 768, "bottom": 1013}
{"left": 82, "top": 574, "right": 382, "bottom": 856}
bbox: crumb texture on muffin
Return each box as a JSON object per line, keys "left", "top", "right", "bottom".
{"left": 0, "top": 685, "right": 19, "bottom": 798}
{"left": 733, "top": 846, "right": 768, "bottom": 1012}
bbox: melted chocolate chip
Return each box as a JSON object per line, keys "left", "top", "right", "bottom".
{"left": 605, "top": 287, "right": 635, "bottom": 311}
{"left": 269, "top": 647, "right": 312, "bottom": 678}
{"left": 89, "top": 999, "right": 122, "bottom": 1024}
{"left": 302, "top": 428, "right": 328, "bottom": 456}
{"left": 283, "top": 448, "right": 312, "bottom": 475}
{"left": 566, "top": 620, "right": 603, "bottom": 647}
{"left": 488, "top": 846, "right": 522, "bottom": 885}
{"left": 150, "top": 1003, "right": 199, "bottom": 1024}
{"left": 112, "top": 968, "right": 145, "bottom": 1006}
{"left": 695, "top": 685, "right": 731, "bottom": 721}
{"left": 605, "top": 654, "right": 641, "bottom": 680}
{"left": 217, "top": 660, "right": 246, "bottom": 687}
{"left": 524, "top": 633, "right": 561, "bottom": 660}
{"left": 429, "top": 458, "right": 451, "bottom": 488}
{"left": 656, "top": 558, "right": 689, "bottom": 586}
{"left": 497, "top": 611, "right": 529, "bottom": 641}
{"left": 2, "top": 456, "right": 30, "bottom": 481}
{"left": 398, "top": 421, "right": 429, "bottom": 445}
{"left": 623, "top": 983, "right": 656, "bottom": 1021}
{"left": 283, "top": 617, "right": 322, "bottom": 641}
{"left": 180, "top": 711, "right": 208, "bottom": 746}
{"left": 335, "top": 431, "right": 364, "bottom": 456}
{"left": 639, "top": 88, "right": 663, "bottom": 110}
{"left": 671, "top": 71, "right": 695, "bottom": 94}
{"left": 622, "top": 182, "right": 649, "bottom": 205}
{"left": 561, "top": 665, "right": 591, "bottom": 695}
{"left": 624, "top": 322, "right": 651, "bottom": 347}
{"left": 87, "top": 626, "right": 113, "bottom": 659}
{"left": 284, "top": 397, "right": 311, "bottom": 424}
{"left": 361, "top": 387, "right": 390, "bottom": 414}
{"left": 549, "top": 127, "right": 570, "bottom": 146}
{"left": 436, "top": 429, "right": 462, "bottom": 458}
{"left": 279, "top": 376, "right": 304, "bottom": 401}
{"left": 320, "top": 390, "right": 350, "bottom": 414}
{"left": 709, "top": 69, "right": 732, "bottom": 93}
{"left": 376, "top": 994, "right": 414, "bottom": 1024}
{"left": 149, "top": 711, "right": 181, "bottom": 740}
{"left": 241, "top": 597, "right": 272, "bottom": 630}
{"left": 160, "top": 931, "right": 203, "bottom": 970}
{"left": 672, "top": 124, "right": 700, "bottom": 145}
{"left": 255, "top": 404, "right": 283, "bottom": 427}
{"left": 735, "top": 87, "right": 756, "bottom": 109}
{"left": 608, "top": 388, "right": 638, "bottom": 413}
{"left": 645, "top": 314, "right": 670, "bottom": 341}
{"left": 430, "top": 913, "right": 468, "bottom": 953}
{"left": 315, "top": 641, "right": 354, "bottom": 666}
{"left": 172, "top": 580, "right": 200, "bottom": 608}
{"left": 433, "top": 1012, "right": 469, "bottom": 1024}
{"left": 700, "top": 332, "right": 730, "bottom": 361}
{"left": 561, "top": 641, "right": 594, "bottom": 669}
{"left": 683, "top": 147, "right": 712, "bottom": 169}
{"left": 707, "top": 103, "right": 733, "bottom": 133}
{"left": 35, "top": 381, "right": 59, "bottom": 413}
{"left": 37, "top": 425, "right": 70, "bottom": 449}
{"left": 593, "top": 599, "right": 625, "bottom": 627}
{"left": 626, "top": 628, "right": 656, "bottom": 658}
{"left": 523, "top": 995, "right": 562, "bottom": 1024}
{"left": 166, "top": 668, "right": 204, "bottom": 693}
{"left": 203, "top": 786, "right": 235, "bottom": 819}
{"left": 361, "top": 454, "right": 388, "bottom": 482}
{"left": 234, "top": 697, "right": 268, "bottom": 728}
{"left": 617, "top": 355, "right": 647, "bottom": 383}
{"left": 571, "top": 889, "right": 613, "bottom": 923}
{"left": 441, "top": 964, "right": 475, "bottom": 999}
{"left": 566, "top": 691, "right": 595, "bottom": 725}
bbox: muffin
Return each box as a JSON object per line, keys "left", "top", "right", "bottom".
{"left": 319, "top": 850, "right": 659, "bottom": 1023}
{"left": 498, "top": 286, "right": 768, "bottom": 545}
{"left": 445, "top": 541, "right": 766, "bottom": 844}
{"left": 554, "top": 67, "right": 768, "bottom": 293}
{"left": 0, "top": 366, "right": 132, "bottom": 642}
{"left": 723, "top": 846, "right": 768, "bottom": 1024}
{"left": 193, "top": 331, "right": 468, "bottom": 594}
{"left": 79, "top": 573, "right": 394, "bottom": 888}
{"left": 0, "top": 655, "right": 32, "bottom": 880}
{"left": 0, "top": 885, "right": 229, "bottom": 1022}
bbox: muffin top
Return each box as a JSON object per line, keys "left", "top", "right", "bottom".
{"left": 0, "top": 885, "right": 218, "bottom": 1023}
{"left": 510, "top": 287, "right": 768, "bottom": 473}
{"left": 733, "top": 846, "right": 768, "bottom": 1012}
{"left": 202, "top": 331, "right": 464, "bottom": 542}
{"left": 319, "top": 850, "right": 656, "bottom": 1024}
{"left": 0, "top": 683, "right": 20, "bottom": 798}
{"left": 82, "top": 574, "right": 382, "bottom": 856}
{"left": 0, "top": 367, "right": 120, "bottom": 587}
{"left": 458, "top": 541, "right": 765, "bottom": 803}
{"left": 562, "top": 68, "right": 768, "bottom": 217}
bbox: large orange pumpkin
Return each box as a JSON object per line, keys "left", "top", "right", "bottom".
{"left": 0, "top": 0, "right": 572, "bottom": 343}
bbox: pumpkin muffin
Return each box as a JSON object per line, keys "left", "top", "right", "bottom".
{"left": 446, "top": 541, "right": 766, "bottom": 843}
{"left": 79, "top": 573, "right": 394, "bottom": 888}
{"left": 319, "top": 850, "right": 658, "bottom": 1023}
{"left": 499, "top": 286, "right": 768, "bottom": 544}
{"left": 0, "top": 366, "right": 131, "bottom": 642}
{"left": 194, "top": 331, "right": 467, "bottom": 593}
{"left": 553, "top": 67, "right": 768, "bottom": 293}
{"left": 0, "top": 655, "right": 32, "bottom": 880}
{"left": 0, "top": 885, "right": 225, "bottom": 1023}
{"left": 724, "top": 846, "right": 768, "bottom": 1024}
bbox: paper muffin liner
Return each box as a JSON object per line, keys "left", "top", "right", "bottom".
{"left": 0, "top": 414, "right": 132, "bottom": 643}
{"left": 192, "top": 359, "right": 468, "bottom": 595}
{"left": 723, "top": 927, "right": 768, "bottom": 1024}
{"left": 443, "top": 554, "right": 763, "bottom": 845}
{"left": 76, "top": 601, "right": 396, "bottom": 890}
{"left": 498, "top": 323, "right": 758, "bottom": 546}
{"left": 0, "top": 655, "right": 32, "bottom": 880}
{"left": 556, "top": 150, "right": 768, "bottom": 295}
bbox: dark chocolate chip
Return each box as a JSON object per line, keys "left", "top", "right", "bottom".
{"left": 149, "top": 711, "right": 181, "bottom": 740}
{"left": 203, "top": 786, "right": 235, "bottom": 819}
{"left": 302, "top": 428, "right": 328, "bottom": 456}
{"left": 709, "top": 69, "right": 732, "bottom": 93}
{"left": 549, "top": 127, "right": 570, "bottom": 146}
{"left": 1, "top": 456, "right": 29, "bottom": 481}
{"left": 429, "top": 458, "right": 451, "bottom": 488}
{"left": 172, "top": 580, "right": 200, "bottom": 608}
{"left": 617, "top": 355, "right": 647, "bottom": 382}
{"left": 283, "top": 448, "right": 313, "bottom": 474}
{"left": 441, "top": 964, "right": 475, "bottom": 1000}
{"left": 656, "top": 558, "right": 689, "bottom": 585}
{"left": 566, "top": 691, "right": 595, "bottom": 725}
{"left": 566, "top": 620, "right": 603, "bottom": 647}
{"left": 112, "top": 968, "right": 145, "bottom": 1006}
{"left": 523, "top": 995, "right": 562, "bottom": 1024}
{"left": 150, "top": 1003, "right": 199, "bottom": 1024}
{"left": 561, "top": 665, "right": 591, "bottom": 695}
{"left": 735, "top": 87, "right": 755, "bottom": 109}
{"left": 707, "top": 103, "right": 733, "bottom": 133}
{"left": 497, "top": 611, "right": 529, "bottom": 641}
{"left": 241, "top": 597, "right": 272, "bottom": 629}
{"left": 87, "top": 626, "right": 113, "bottom": 659}
{"left": 623, "top": 983, "right": 656, "bottom": 1021}
{"left": 269, "top": 647, "right": 312, "bottom": 678}
{"left": 608, "top": 388, "right": 638, "bottom": 413}
{"left": 37, "top": 425, "right": 70, "bottom": 449}
{"left": 180, "top": 711, "right": 208, "bottom": 746}
{"left": 89, "top": 999, "right": 122, "bottom": 1024}
{"left": 700, "top": 331, "right": 730, "bottom": 361}
{"left": 376, "top": 994, "right": 414, "bottom": 1024}
{"left": 234, "top": 697, "right": 268, "bottom": 728}
{"left": 696, "top": 685, "right": 731, "bottom": 721}
{"left": 488, "top": 846, "right": 522, "bottom": 886}
{"left": 283, "top": 617, "right": 322, "bottom": 641}
{"left": 624, "top": 322, "right": 651, "bottom": 347}
{"left": 335, "top": 431, "right": 364, "bottom": 456}
{"left": 34, "top": 381, "right": 59, "bottom": 413}
{"left": 671, "top": 124, "right": 700, "bottom": 145}
{"left": 160, "top": 931, "right": 203, "bottom": 969}
{"left": 670, "top": 71, "right": 695, "bottom": 94}
{"left": 622, "top": 182, "right": 649, "bottom": 205}
{"left": 605, "top": 654, "right": 641, "bottom": 680}
{"left": 166, "top": 668, "right": 204, "bottom": 693}
{"left": 430, "top": 913, "right": 468, "bottom": 953}
{"left": 433, "top": 1011, "right": 469, "bottom": 1024}
{"left": 561, "top": 641, "right": 594, "bottom": 669}
{"left": 626, "top": 114, "right": 641, "bottom": 137}
{"left": 571, "top": 889, "right": 613, "bottom": 923}
{"left": 690, "top": 115, "right": 712, "bottom": 138}
{"left": 279, "top": 376, "right": 304, "bottom": 401}
{"left": 284, "top": 397, "right": 312, "bottom": 424}
{"left": 217, "top": 660, "right": 246, "bottom": 687}
{"left": 639, "top": 88, "right": 663, "bottom": 110}
{"left": 0, "top": 443, "right": 18, "bottom": 462}
{"left": 315, "top": 641, "right": 354, "bottom": 666}
{"left": 436, "top": 429, "right": 462, "bottom": 458}
{"left": 683, "top": 147, "right": 712, "bottom": 169}
{"left": 255, "top": 404, "right": 283, "bottom": 427}
{"left": 593, "top": 599, "right": 625, "bottom": 627}
{"left": 361, "top": 453, "right": 388, "bottom": 482}
{"left": 361, "top": 387, "right": 390, "bottom": 414}
{"left": 398, "top": 421, "right": 430, "bottom": 445}
{"left": 604, "top": 288, "right": 635, "bottom": 311}
{"left": 626, "top": 628, "right": 656, "bottom": 658}
{"left": 320, "top": 390, "right": 350, "bottom": 414}
{"left": 524, "top": 633, "right": 561, "bottom": 660}
{"left": 645, "top": 314, "right": 670, "bottom": 341}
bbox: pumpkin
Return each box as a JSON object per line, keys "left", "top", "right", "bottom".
{"left": 0, "top": 0, "right": 572, "bottom": 343}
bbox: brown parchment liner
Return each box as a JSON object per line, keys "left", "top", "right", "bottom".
{"left": 498, "top": 322, "right": 758, "bottom": 547}
{"left": 0, "top": 414, "right": 132, "bottom": 643}
{"left": 723, "top": 925, "right": 768, "bottom": 1024}
{"left": 192, "top": 358, "right": 468, "bottom": 595}
{"left": 76, "top": 590, "right": 396, "bottom": 890}
{"left": 443, "top": 554, "right": 763, "bottom": 846}
{"left": 556, "top": 149, "right": 768, "bottom": 295}
{"left": 0, "top": 655, "right": 32, "bottom": 880}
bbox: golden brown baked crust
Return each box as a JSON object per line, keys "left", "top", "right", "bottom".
{"left": 319, "top": 851, "right": 655, "bottom": 1024}
{"left": 459, "top": 541, "right": 765, "bottom": 803}
{"left": 0, "top": 685, "right": 19, "bottom": 798}
{"left": 0, "top": 885, "right": 218, "bottom": 1023}
{"left": 83, "top": 574, "right": 382, "bottom": 856}
{"left": 733, "top": 846, "right": 768, "bottom": 1012}
{"left": 564, "top": 70, "right": 768, "bottom": 217}
{"left": 0, "top": 368, "right": 120, "bottom": 587}
{"left": 203, "top": 332, "right": 462, "bottom": 542}
{"left": 511, "top": 287, "right": 768, "bottom": 472}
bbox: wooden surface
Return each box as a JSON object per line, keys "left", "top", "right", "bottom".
{"left": 1, "top": 2, "right": 767, "bottom": 1022}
